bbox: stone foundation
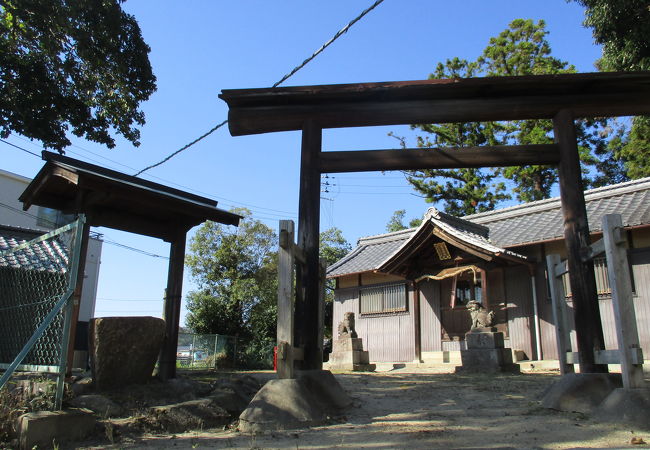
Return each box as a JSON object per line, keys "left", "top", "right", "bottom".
{"left": 327, "top": 337, "right": 374, "bottom": 371}
{"left": 456, "top": 329, "right": 520, "bottom": 373}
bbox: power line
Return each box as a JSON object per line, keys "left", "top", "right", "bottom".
{"left": 135, "top": 0, "right": 386, "bottom": 176}
{"left": 97, "top": 297, "right": 162, "bottom": 302}
{"left": 272, "top": 0, "right": 385, "bottom": 88}
{"left": 0, "top": 201, "right": 171, "bottom": 259}
{"left": 0, "top": 138, "right": 40, "bottom": 158}
{"left": 133, "top": 119, "right": 228, "bottom": 176}
{"left": 102, "top": 238, "right": 169, "bottom": 259}
{"left": 5, "top": 134, "right": 298, "bottom": 222}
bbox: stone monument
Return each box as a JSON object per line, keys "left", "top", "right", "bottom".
{"left": 327, "top": 312, "right": 374, "bottom": 371}
{"left": 456, "top": 301, "right": 519, "bottom": 373}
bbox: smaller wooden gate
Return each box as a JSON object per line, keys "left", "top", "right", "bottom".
{"left": 546, "top": 214, "right": 644, "bottom": 388}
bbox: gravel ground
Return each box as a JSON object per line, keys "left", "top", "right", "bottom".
{"left": 79, "top": 368, "right": 649, "bottom": 449}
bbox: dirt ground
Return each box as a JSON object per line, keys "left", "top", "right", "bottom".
{"left": 76, "top": 367, "right": 649, "bottom": 450}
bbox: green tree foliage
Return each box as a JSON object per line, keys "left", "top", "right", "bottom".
{"left": 572, "top": 0, "right": 650, "bottom": 179}
{"left": 320, "top": 227, "right": 352, "bottom": 338}
{"left": 185, "top": 208, "right": 277, "bottom": 367}
{"left": 386, "top": 209, "right": 422, "bottom": 232}
{"left": 0, "top": 0, "right": 156, "bottom": 152}
{"left": 572, "top": 0, "right": 649, "bottom": 72}
{"left": 403, "top": 19, "right": 623, "bottom": 214}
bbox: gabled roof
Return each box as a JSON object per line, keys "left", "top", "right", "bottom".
{"left": 20, "top": 152, "right": 242, "bottom": 242}
{"left": 327, "top": 228, "right": 412, "bottom": 278}
{"left": 328, "top": 208, "right": 527, "bottom": 278}
{"left": 0, "top": 225, "right": 68, "bottom": 273}
{"left": 464, "top": 176, "right": 650, "bottom": 247}
{"left": 327, "top": 177, "right": 650, "bottom": 278}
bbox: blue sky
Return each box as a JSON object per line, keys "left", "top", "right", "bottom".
{"left": 2, "top": 1, "right": 603, "bottom": 323}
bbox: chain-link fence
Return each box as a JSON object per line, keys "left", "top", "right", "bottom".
{"left": 176, "top": 333, "right": 239, "bottom": 369}
{"left": 0, "top": 217, "right": 85, "bottom": 408}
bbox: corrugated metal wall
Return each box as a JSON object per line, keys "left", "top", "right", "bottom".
{"left": 419, "top": 279, "right": 441, "bottom": 352}
{"left": 631, "top": 249, "right": 650, "bottom": 352}
{"left": 504, "top": 265, "right": 534, "bottom": 359}
{"left": 332, "top": 284, "right": 415, "bottom": 362}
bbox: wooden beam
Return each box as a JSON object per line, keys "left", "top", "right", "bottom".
{"left": 158, "top": 233, "right": 187, "bottom": 380}
{"left": 432, "top": 229, "right": 493, "bottom": 262}
{"left": 65, "top": 221, "right": 90, "bottom": 376}
{"left": 226, "top": 93, "right": 650, "bottom": 136}
{"left": 413, "top": 282, "right": 422, "bottom": 363}
{"left": 319, "top": 145, "right": 560, "bottom": 173}
{"left": 277, "top": 220, "right": 296, "bottom": 379}
{"left": 546, "top": 254, "right": 575, "bottom": 375}
{"left": 294, "top": 120, "right": 323, "bottom": 371}
{"left": 602, "top": 214, "right": 645, "bottom": 388}
{"left": 554, "top": 110, "right": 607, "bottom": 374}
{"left": 566, "top": 349, "right": 644, "bottom": 365}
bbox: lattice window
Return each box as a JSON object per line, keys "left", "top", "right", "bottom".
{"left": 562, "top": 257, "right": 613, "bottom": 297}
{"left": 359, "top": 283, "right": 407, "bottom": 315}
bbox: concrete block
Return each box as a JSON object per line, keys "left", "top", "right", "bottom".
{"left": 18, "top": 408, "right": 96, "bottom": 450}
{"left": 594, "top": 388, "right": 650, "bottom": 431}
{"left": 456, "top": 347, "right": 518, "bottom": 373}
{"left": 296, "top": 370, "right": 352, "bottom": 411}
{"left": 332, "top": 337, "right": 364, "bottom": 352}
{"left": 466, "top": 331, "right": 504, "bottom": 349}
{"left": 542, "top": 373, "right": 623, "bottom": 414}
{"left": 328, "top": 349, "right": 370, "bottom": 365}
{"left": 239, "top": 379, "right": 326, "bottom": 432}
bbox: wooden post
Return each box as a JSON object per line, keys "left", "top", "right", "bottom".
{"left": 277, "top": 220, "right": 296, "bottom": 379}
{"left": 546, "top": 254, "right": 575, "bottom": 375}
{"left": 553, "top": 110, "right": 607, "bottom": 373}
{"left": 413, "top": 281, "right": 422, "bottom": 363}
{"left": 295, "top": 120, "right": 322, "bottom": 370}
{"left": 602, "top": 214, "right": 645, "bottom": 388}
{"left": 317, "top": 258, "right": 327, "bottom": 365}
{"left": 65, "top": 221, "right": 90, "bottom": 376}
{"left": 159, "top": 232, "right": 186, "bottom": 380}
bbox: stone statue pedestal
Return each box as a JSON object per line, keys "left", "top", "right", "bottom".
{"left": 455, "top": 328, "right": 520, "bottom": 374}
{"left": 327, "top": 337, "right": 375, "bottom": 372}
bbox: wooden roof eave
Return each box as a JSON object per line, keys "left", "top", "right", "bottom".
{"left": 20, "top": 153, "right": 242, "bottom": 241}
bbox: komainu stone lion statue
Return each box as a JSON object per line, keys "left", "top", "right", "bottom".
{"left": 337, "top": 312, "right": 358, "bottom": 339}
{"left": 467, "top": 300, "right": 495, "bottom": 330}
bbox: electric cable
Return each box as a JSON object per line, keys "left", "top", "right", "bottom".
{"left": 134, "top": 0, "right": 386, "bottom": 176}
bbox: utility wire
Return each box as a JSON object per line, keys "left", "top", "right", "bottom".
{"left": 3, "top": 135, "right": 297, "bottom": 223}
{"left": 0, "top": 138, "right": 40, "bottom": 157}
{"left": 135, "top": 0, "right": 385, "bottom": 176}
{"left": 133, "top": 119, "right": 228, "bottom": 176}
{"left": 0, "top": 201, "right": 169, "bottom": 259}
{"left": 272, "top": 0, "right": 385, "bottom": 88}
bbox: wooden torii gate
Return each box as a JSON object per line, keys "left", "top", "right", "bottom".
{"left": 220, "top": 71, "right": 650, "bottom": 374}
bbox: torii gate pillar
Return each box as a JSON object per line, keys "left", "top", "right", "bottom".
{"left": 295, "top": 120, "right": 324, "bottom": 370}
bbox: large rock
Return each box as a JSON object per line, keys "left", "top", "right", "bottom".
{"left": 89, "top": 316, "right": 165, "bottom": 390}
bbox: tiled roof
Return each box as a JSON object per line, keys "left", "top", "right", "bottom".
{"left": 327, "top": 229, "right": 412, "bottom": 277}
{"left": 328, "top": 177, "right": 650, "bottom": 277}
{"left": 0, "top": 226, "right": 69, "bottom": 273}
{"left": 465, "top": 177, "right": 650, "bottom": 247}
